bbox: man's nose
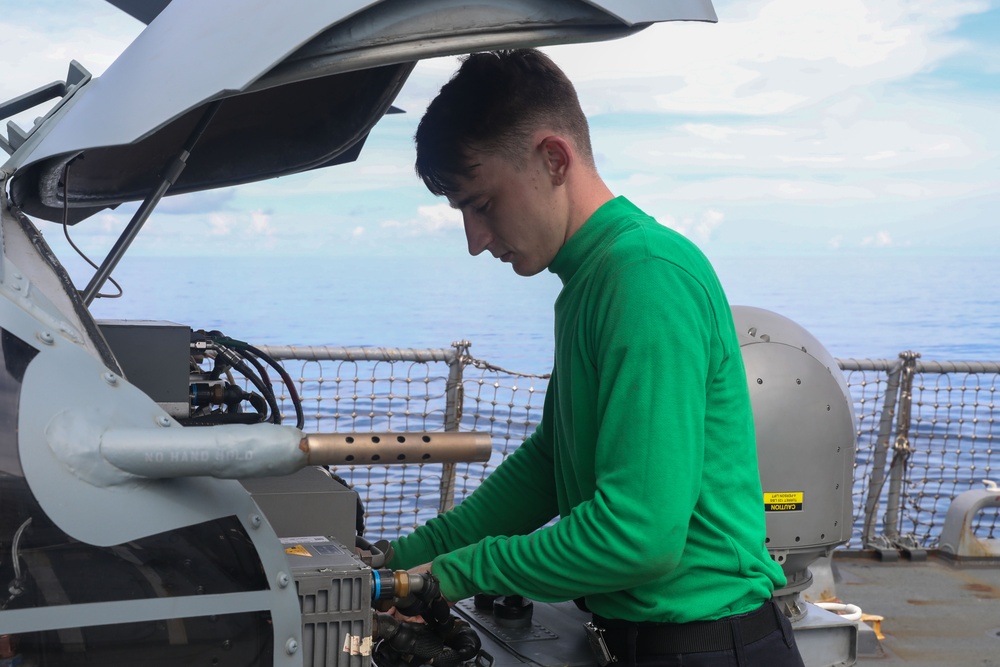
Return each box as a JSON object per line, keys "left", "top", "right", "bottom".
{"left": 463, "top": 214, "right": 491, "bottom": 256}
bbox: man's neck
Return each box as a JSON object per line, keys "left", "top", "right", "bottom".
{"left": 564, "top": 174, "right": 615, "bottom": 243}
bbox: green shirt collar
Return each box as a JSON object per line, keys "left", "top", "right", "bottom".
{"left": 548, "top": 196, "right": 637, "bottom": 285}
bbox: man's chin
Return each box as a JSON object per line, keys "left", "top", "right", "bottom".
{"left": 512, "top": 262, "right": 545, "bottom": 277}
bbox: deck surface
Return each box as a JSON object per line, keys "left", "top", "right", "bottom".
{"left": 831, "top": 551, "right": 1000, "bottom": 666}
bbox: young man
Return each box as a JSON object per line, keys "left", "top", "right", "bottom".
{"left": 390, "top": 49, "right": 804, "bottom": 667}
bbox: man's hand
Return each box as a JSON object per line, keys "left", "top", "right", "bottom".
{"left": 385, "top": 563, "right": 438, "bottom": 623}
{"left": 394, "top": 567, "right": 452, "bottom": 624}
{"left": 408, "top": 561, "right": 433, "bottom": 576}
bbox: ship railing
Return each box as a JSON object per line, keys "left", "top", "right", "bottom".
{"left": 255, "top": 344, "right": 999, "bottom": 551}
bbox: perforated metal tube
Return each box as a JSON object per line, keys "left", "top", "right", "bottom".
{"left": 304, "top": 431, "right": 492, "bottom": 466}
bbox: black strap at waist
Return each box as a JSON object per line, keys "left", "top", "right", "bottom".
{"left": 594, "top": 601, "right": 780, "bottom": 656}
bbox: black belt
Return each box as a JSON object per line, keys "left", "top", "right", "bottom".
{"left": 593, "top": 601, "right": 781, "bottom": 657}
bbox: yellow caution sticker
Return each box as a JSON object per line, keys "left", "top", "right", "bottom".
{"left": 285, "top": 544, "right": 312, "bottom": 557}
{"left": 764, "top": 492, "right": 804, "bottom": 512}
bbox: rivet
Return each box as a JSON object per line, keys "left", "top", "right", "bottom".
{"left": 103, "top": 372, "right": 119, "bottom": 386}
{"left": 38, "top": 331, "right": 55, "bottom": 345}
{"left": 156, "top": 416, "right": 172, "bottom": 427}
{"left": 277, "top": 572, "right": 290, "bottom": 588}
{"left": 285, "top": 638, "right": 299, "bottom": 655}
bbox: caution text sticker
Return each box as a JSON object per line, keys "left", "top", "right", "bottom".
{"left": 764, "top": 491, "right": 804, "bottom": 512}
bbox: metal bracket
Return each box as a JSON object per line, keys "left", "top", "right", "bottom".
{"left": 0, "top": 61, "right": 91, "bottom": 155}
{"left": 938, "top": 484, "right": 1000, "bottom": 559}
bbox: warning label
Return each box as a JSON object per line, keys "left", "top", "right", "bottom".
{"left": 764, "top": 492, "right": 804, "bottom": 512}
{"left": 284, "top": 544, "right": 313, "bottom": 557}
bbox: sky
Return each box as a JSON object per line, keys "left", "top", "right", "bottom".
{"left": 1, "top": 0, "right": 998, "bottom": 264}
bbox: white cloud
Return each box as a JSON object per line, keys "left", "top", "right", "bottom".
{"left": 776, "top": 155, "right": 848, "bottom": 164}
{"left": 381, "top": 204, "right": 463, "bottom": 236}
{"left": 658, "top": 209, "right": 725, "bottom": 244}
{"left": 617, "top": 173, "right": 660, "bottom": 189}
{"left": 198, "top": 210, "right": 274, "bottom": 238}
{"left": 647, "top": 177, "right": 877, "bottom": 203}
{"left": 682, "top": 124, "right": 739, "bottom": 142}
{"left": 672, "top": 150, "right": 746, "bottom": 162}
{"left": 881, "top": 183, "right": 931, "bottom": 198}
{"left": 250, "top": 209, "right": 272, "bottom": 235}
{"left": 97, "top": 213, "right": 117, "bottom": 233}
{"left": 860, "top": 231, "right": 907, "bottom": 248}
{"left": 417, "top": 204, "right": 463, "bottom": 231}
{"left": 611, "top": 107, "right": 979, "bottom": 177}
{"left": 864, "top": 150, "right": 898, "bottom": 162}
{"left": 207, "top": 213, "right": 237, "bottom": 236}
{"left": 550, "top": 0, "right": 985, "bottom": 116}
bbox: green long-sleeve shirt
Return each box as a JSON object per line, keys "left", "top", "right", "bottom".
{"left": 392, "top": 197, "right": 785, "bottom": 623}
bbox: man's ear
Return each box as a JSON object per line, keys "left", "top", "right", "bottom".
{"left": 538, "top": 136, "right": 571, "bottom": 186}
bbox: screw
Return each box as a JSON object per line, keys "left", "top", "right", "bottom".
{"left": 277, "top": 572, "right": 290, "bottom": 588}
{"left": 37, "top": 331, "right": 55, "bottom": 345}
{"left": 756, "top": 378, "right": 763, "bottom": 385}
{"left": 249, "top": 514, "right": 262, "bottom": 529}
{"left": 156, "top": 416, "right": 172, "bottom": 427}
{"left": 103, "top": 372, "right": 119, "bottom": 386}
{"left": 285, "top": 638, "right": 299, "bottom": 655}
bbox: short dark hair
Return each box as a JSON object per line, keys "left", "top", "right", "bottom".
{"left": 415, "top": 49, "right": 593, "bottom": 196}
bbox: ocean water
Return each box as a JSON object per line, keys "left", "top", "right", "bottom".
{"left": 76, "top": 253, "right": 1000, "bottom": 371}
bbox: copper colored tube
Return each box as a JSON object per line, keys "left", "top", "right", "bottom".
{"left": 303, "top": 431, "right": 492, "bottom": 466}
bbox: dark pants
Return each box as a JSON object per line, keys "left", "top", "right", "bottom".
{"left": 631, "top": 608, "right": 805, "bottom": 667}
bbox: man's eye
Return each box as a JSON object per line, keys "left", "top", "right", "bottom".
{"left": 475, "top": 201, "right": 490, "bottom": 214}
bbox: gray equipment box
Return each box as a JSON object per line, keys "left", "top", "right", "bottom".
{"left": 240, "top": 467, "right": 360, "bottom": 547}
{"left": 283, "top": 536, "right": 373, "bottom": 667}
{"left": 97, "top": 319, "right": 191, "bottom": 416}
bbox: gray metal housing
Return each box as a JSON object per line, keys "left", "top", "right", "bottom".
{"left": 733, "top": 306, "right": 857, "bottom": 602}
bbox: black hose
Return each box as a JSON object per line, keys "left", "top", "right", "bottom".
{"left": 231, "top": 347, "right": 282, "bottom": 425}
{"left": 211, "top": 344, "right": 276, "bottom": 423}
{"left": 246, "top": 343, "right": 305, "bottom": 430}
